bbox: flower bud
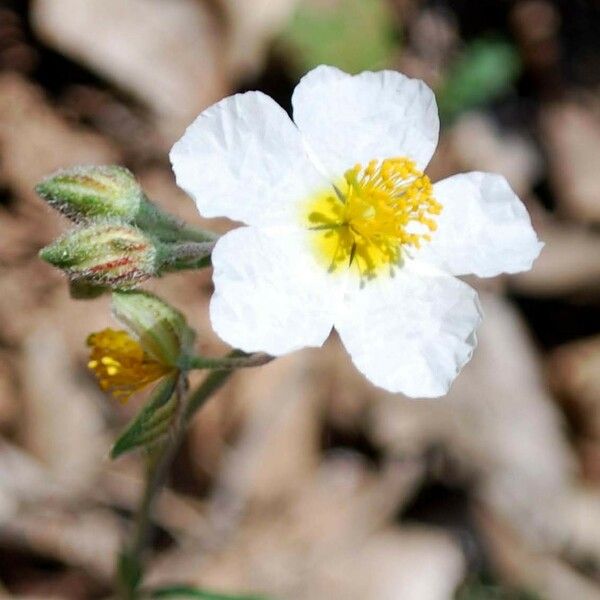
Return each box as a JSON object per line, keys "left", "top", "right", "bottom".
{"left": 36, "top": 165, "right": 144, "bottom": 222}
{"left": 111, "top": 290, "right": 195, "bottom": 366}
{"left": 39, "top": 222, "right": 157, "bottom": 288}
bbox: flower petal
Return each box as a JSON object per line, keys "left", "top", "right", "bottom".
{"left": 292, "top": 65, "right": 439, "bottom": 177}
{"left": 210, "top": 226, "right": 342, "bottom": 355}
{"left": 418, "top": 172, "right": 544, "bottom": 277}
{"left": 170, "top": 91, "right": 326, "bottom": 226}
{"left": 335, "top": 266, "right": 482, "bottom": 397}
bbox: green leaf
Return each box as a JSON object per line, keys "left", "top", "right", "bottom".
{"left": 281, "top": 0, "right": 398, "bottom": 75}
{"left": 148, "top": 585, "right": 268, "bottom": 600}
{"left": 456, "top": 575, "right": 540, "bottom": 600}
{"left": 117, "top": 551, "right": 143, "bottom": 594}
{"left": 437, "top": 38, "right": 521, "bottom": 123}
{"left": 111, "top": 373, "right": 179, "bottom": 459}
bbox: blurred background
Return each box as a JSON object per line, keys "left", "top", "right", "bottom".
{"left": 0, "top": 0, "right": 599, "bottom": 598}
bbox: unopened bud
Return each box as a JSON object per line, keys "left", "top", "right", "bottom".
{"left": 36, "top": 165, "right": 144, "bottom": 222}
{"left": 112, "top": 290, "right": 195, "bottom": 366}
{"left": 39, "top": 222, "right": 157, "bottom": 288}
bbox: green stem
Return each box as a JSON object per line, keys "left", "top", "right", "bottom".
{"left": 117, "top": 377, "right": 188, "bottom": 599}
{"left": 136, "top": 199, "right": 218, "bottom": 244}
{"left": 181, "top": 352, "right": 272, "bottom": 372}
{"left": 116, "top": 353, "right": 252, "bottom": 598}
{"left": 157, "top": 241, "right": 216, "bottom": 273}
{"left": 184, "top": 360, "right": 239, "bottom": 421}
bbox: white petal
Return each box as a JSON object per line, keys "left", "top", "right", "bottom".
{"left": 292, "top": 65, "right": 439, "bottom": 177}
{"left": 335, "top": 267, "right": 482, "bottom": 398}
{"left": 210, "top": 226, "right": 342, "bottom": 355}
{"left": 418, "top": 172, "right": 544, "bottom": 277}
{"left": 170, "top": 91, "right": 326, "bottom": 227}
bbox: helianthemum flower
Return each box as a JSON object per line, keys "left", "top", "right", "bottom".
{"left": 87, "top": 291, "right": 194, "bottom": 402}
{"left": 170, "top": 65, "right": 543, "bottom": 397}
{"left": 87, "top": 328, "right": 174, "bottom": 402}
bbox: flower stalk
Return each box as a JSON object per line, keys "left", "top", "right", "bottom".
{"left": 180, "top": 352, "right": 273, "bottom": 371}
{"left": 134, "top": 199, "right": 218, "bottom": 245}
{"left": 120, "top": 375, "right": 187, "bottom": 597}
{"left": 116, "top": 365, "right": 240, "bottom": 599}
{"left": 156, "top": 240, "right": 216, "bottom": 272}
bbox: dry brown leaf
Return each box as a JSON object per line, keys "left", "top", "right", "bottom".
{"left": 0, "top": 73, "right": 119, "bottom": 204}
{"left": 98, "top": 465, "right": 211, "bottom": 543}
{"left": 218, "top": 0, "right": 300, "bottom": 78}
{"left": 549, "top": 335, "right": 600, "bottom": 438}
{"left": 31, "top": 0, "right": 228, "bottom": 143}
{"left": 308, "top": 527, "right": 465, "bottom": 600}
{"left": 449, "top": 112, "right": 542, "bottom": 197}
{"left": 146, "top": 455, "right": 424, "bottom": 599}
{"left": 0, "top": 440, "right": 66, "bottom": 523}
{"left": 0, "top": 355, "right": 19, "bottom": 431}
{"left": 510, "top": 210, "right": 600, "bottom": 296}
{"left": 0, "top": 507, "right": 122, "bottom": 583}
{"left": 371, "top": 294, "right": 587, "bottom": 558}
{"left": 210, "top": 351, "right": 323, "bottom": 514}
{"left": 19, "top": 324, "right": 108, "bottom": 493}
{"left": 476, "top": 506, "right": 600, "bottom": 600}
{"left": 541, "top": 100, "right": 600, "bottom": 224}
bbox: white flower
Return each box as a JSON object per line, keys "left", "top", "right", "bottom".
{"left": 170, "top": 65, "right": 543, "bottom": 398}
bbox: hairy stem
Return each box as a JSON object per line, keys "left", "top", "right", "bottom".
{"left": 117, "top": 356, "right": 246, "bottom": 598}
{"left": 137, "top": 197, "right": 219, "bottom": 244}
{"left": 117, "top": 376, "right": 187, "bottom": 599}
{"left": 155, "top": 240, "right": 216, "bottom": 274}
{"left": 169, "top": 241, "right": 216, "bottom": 262}
{"left": 182, "top": 352, "right": 273, "bottom": 372}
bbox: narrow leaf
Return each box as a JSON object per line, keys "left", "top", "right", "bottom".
{"left": 117, "top": 551, "right": 143, "bottom": 593}
{"left": 149, "top": 585, "right": 267, "bottom": 600}
{"left": 111, "top": 373, "right": 179, "bottom": 459}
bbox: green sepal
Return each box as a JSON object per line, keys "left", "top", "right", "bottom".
{"left": 112, "top": 290, "right": 196, "bottom": 366}
{"left": 36, "top": 165, "right": 144, "bottom": 223}
{"left": 36, "top": 164, "right": 217, "bottom": 245}
{"left": 39, "top": 221, "right": 158, "bottom": 289}
{"left": 111, "top": 373, "right": 179, "bottom": 459}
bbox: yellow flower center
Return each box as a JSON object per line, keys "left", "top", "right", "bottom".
{"left": 87, "top": 328, "right": 173, "bottom": 402}
{"left": 305, "top": 157, "right": 441, "bottom": 278}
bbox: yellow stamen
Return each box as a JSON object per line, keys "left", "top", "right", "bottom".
{"left": 305, "top": 157, "right": 442, "bottom": 278}
{"left": 87, "top": 328, "right": 173, "bottom": 402}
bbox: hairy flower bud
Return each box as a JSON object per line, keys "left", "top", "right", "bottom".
{"left": 39, "top": 222, "right": 157, "bottom": 288}
{"left": 36, "top": 165, "right": 218, "bottom": 247}
{"left": 36, "top": 165, "right": 144, "bottom": 222}
{"left": 111, "top": 290, "right": 195, "bottom": 366}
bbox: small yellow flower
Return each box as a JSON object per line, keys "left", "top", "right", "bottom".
{"left": 87, "top": 328, "right": 174, "bottom": 402}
